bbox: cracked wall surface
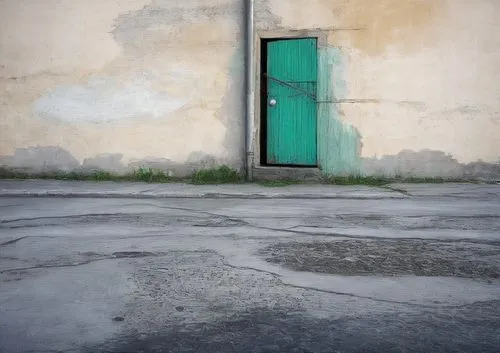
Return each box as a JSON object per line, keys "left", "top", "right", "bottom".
{"left": 1, "top": 0, "right": 499, "bottom": 178}
{"left": 0, "top": 0, "right": 245, "bottom": 176}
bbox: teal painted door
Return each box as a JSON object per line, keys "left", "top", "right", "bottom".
{"left": 266, "top": 38, "right": 318, "bottom": 166}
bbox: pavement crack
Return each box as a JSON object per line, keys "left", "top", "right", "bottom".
{"left": 253, "top": 225, "right": 500, "bottom": 245}
{"left": 0, "top": 236, "right": 30, "bottom": 247}
{"left": 0, "top": 250, "right": 209, "bottom": 274}
{"left": 121, "top": 203, "right": 248, "bottom": 226}
{"left": 0, "top": 235, "right": 58, "bottom": 247}
{"left": 0, "top": 259, "right": 104, "bottom": 273}
{"left": 379, "top": 185, "right": 411, "bottom": 196}
{"left": 0, "top": 213, "right": 129, "bottom": 224}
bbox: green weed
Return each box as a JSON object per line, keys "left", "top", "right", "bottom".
{"left": 190, "top": 165, "right": 242, "bottom": 184}
{"left": 257, "top": 179, "right": 303, "bottom": 187}
{"left": 322, "top": 175, "right": 388, "bottom": 186}
{"left": 132, "top": 167, "right": 170, "bottom": 183}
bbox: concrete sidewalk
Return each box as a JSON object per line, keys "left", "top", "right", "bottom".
{"left": 0, "top": 179, "right": 498, "bottom": 200}
{"left": 0, "top": 179, "right": 403, "bottom": 199}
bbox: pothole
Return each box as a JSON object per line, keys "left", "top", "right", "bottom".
{"left": 192, "top": 217, "right": 248, "bottom": 227}
{"left": 112, "top": 251, "right": 155, "bottom": 258}
{"left": 259, "top": 240, "right": 500, "bottom": 278}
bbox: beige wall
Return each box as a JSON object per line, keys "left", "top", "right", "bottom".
{"left": 1, "top": 0, "right": 499, "bottom": 178}
{"left": 0, "top": 0, "right": 244, "bottom": 174}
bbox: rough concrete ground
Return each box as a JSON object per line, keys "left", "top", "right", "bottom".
{"left": 0, "top": 182, "right": 499, "bottom": 353}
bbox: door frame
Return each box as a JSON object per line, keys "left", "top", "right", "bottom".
{"left": 253, "top": 30, "right": 328, "bottom": 168}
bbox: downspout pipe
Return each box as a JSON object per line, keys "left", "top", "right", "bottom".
{"left": 244, "top": 0, "right": 255, "bottom": 181}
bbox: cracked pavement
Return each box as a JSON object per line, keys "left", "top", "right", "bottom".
{"left": 0, "top": 182, "right": 499, "bottom": 353}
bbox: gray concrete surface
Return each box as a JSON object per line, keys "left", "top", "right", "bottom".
{"left": 0, "top": 182, "right": 499, "bottom": 353}
{"left": 0, "top": 180, "right": 404, "bottom": 200}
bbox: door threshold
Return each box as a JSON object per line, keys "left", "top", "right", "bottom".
{"left": 264, "top": 164, "right": 318, "bottom": 168}
{"left": 252, "top": 166, "right": 321, "bottom": 181}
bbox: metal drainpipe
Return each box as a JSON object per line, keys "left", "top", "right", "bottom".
{"left": 244, "top": 0, "right": 255, "bottom": 181}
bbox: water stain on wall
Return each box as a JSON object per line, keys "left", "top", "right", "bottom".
{"left": 336, "top": 0, "right": 445, "bottom": 55}
{"left": 1, "top": 146, "right": 498, "bottom": 179}
{"left": 217, "top": 44, "right": 246, "bottom": 166}
{"left": 265, "top": 0, "right": 445, "bottom": 55}
{"left": 0, "top": 146, "right": 80, "bottom": 172}
{"left": 363, "top": 149, "right": 500, "bottom": 180}
{"left": 255, "top": 0, "right": 283, "bottom": 30}
{"left": 0, "top": 146, "right": 231, "bottom": 177}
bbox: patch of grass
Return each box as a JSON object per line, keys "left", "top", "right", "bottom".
{"left": 257, "top": 179, "right": 303, "bottom": 187}
{"left": 53, "top": 171, "right": 88, "bottom": 181}
{"left": 132, "top": 167, "right": 171, "bottom": 183}
{"left": 395, "top": 177, "right": 470, "bottom": 184}
{"left": 0, "top": 168, "right": 30, "bottom": 179}
{"left": 91, "top": 170, "right": 116, "bottom": 181}
{"left": 322, "top": 175, "right": 474, "bottom": 186}
{"left": 0, "top": 166, "right": 173, "bottom": 183}
{"left": 190, "top": 165, "right": 242, "bottom": 184}
{"left": 322, "top": 175, "right": 389, "bottom": 186}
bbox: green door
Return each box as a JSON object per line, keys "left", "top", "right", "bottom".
{"left": 266, "top": 38, "right": 318, "bottom": 166}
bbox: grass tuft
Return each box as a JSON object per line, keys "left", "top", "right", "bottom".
{"left": 190, "top": 165, "right": 242, "bottom": 184}
{"left": 257, "top": 179, "right": 303, "bottom": 187}
{"left": 322, "top": 175, "right": 388, "bottom": 186}
{"left": 132, "top": 167, "right": 170, "bottom": 183}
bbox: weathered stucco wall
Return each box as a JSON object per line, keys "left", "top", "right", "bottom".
{"left": 1, "top": 0, "right": 499, "bottom": 179}
{"left": 256, "top": 0, "right": 500, "bottom": 178}
{"left": 0, "top": 0, "right": 245, "bottom": 175}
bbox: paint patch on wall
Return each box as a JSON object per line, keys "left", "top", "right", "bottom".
{"left": 317, "top": 47, "right": 362, "bottom": 175}
{"left": 33, "top": 77, "right": 185, "bottom": 123}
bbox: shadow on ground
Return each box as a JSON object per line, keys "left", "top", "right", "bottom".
{"left": 87, "top": 303, "right": 500, "bottom": 353}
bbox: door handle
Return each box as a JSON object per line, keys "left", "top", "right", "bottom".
{"left": 269, "top": 98, "right": 277, "bottom": 106}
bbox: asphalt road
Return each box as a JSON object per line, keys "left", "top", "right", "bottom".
{"left": 0, "top": 184, "right": 499, "bottom": 353}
